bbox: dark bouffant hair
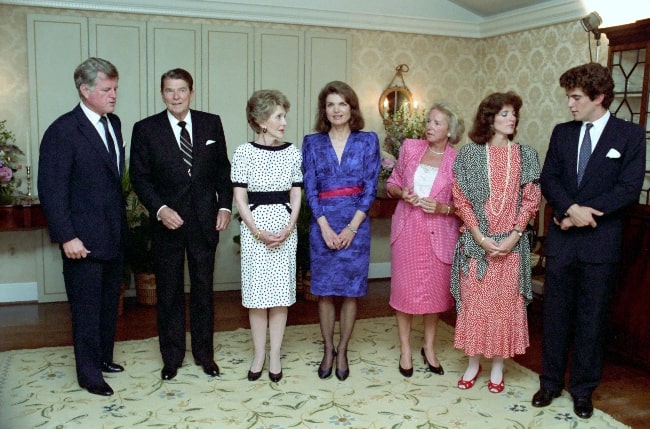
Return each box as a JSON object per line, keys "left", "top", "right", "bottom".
{"left": 314, "top": 81, "right": 364, "bottom": 133}
{"left": 468, "top": 91, "right": 522, "bottom": 145}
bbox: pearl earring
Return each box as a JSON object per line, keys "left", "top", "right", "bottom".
{"left": 447, "top": 133, "right": 451, "bottom": 137}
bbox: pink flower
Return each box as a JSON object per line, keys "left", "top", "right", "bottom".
{"left": 0, "top": 166, "right": 12, "bottom": 183}
{"left": 381, "top": 157, "right": 395, "bottom": 169}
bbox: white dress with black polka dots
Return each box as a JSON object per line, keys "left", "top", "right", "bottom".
{"left": 231, "top": 142, "right": 303, "bottom": 309}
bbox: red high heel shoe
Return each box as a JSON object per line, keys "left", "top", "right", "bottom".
{"left": 457, "top": 365, "right": 482, "bottom": 389}
{"left": 488, "top": 376, "right": 505, "bottom": 393}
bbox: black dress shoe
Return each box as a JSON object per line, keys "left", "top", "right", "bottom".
{"left": 247, "top": 369, "right": 262, "bottom": 381}
{"left": 196, "top": 360, "right": 220, "bottom": 377}
{"left": 335, "top": 351, "right": 349, "bottom": 381}
{"left": 101, "top": 362, "right": 124, "bottom": 373}
{"left": 532, "top": 389, "right": 560, "bottom": 407}
{"left": 161, "top": 365, "right": 178, "bottom": 380}
{"left": 269, "top": 370, "right": 283, "bottom": 382}
{"left": 318, "top": 350, "right": 336, "bottom": 379}
{"left": 399, "top": 354, "right": 413, "bottom": 378}
{"left": 573, "top": 396, "right": 593, "bottom": 419}
{"left": 420, "top": 348, "right": 444, "bottom": 375}
{"left": 81, "top": 381, "right": 114, "bottom": 396}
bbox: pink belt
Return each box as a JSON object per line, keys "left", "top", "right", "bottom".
{"left": 318, "top": 186, "right": 363, "bottom": 199}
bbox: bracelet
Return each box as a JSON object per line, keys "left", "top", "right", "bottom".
{"left": 254, "top": 230, "right": 261, "bottom": 240}
{"left": 347, "top": 224, "right": 358, "bottom": 234}
{"left": 479, "top": 236, "right": 486, "bottom": 245}
{"left": 446, "top": 205, "right": 451, "bottom": 215}
{"left": 513, "top": 228, "right": 523, "bottom": 237}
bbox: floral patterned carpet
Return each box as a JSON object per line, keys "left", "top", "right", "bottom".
{"left": 0, "top": 317, "right": 629, "bottom": 429}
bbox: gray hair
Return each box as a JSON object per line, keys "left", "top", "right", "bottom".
{"left": 74, "top": 57, "right": 118, "bottom": 98}
{"left": 428, "top": 101, "right": 465, "bottom": 145}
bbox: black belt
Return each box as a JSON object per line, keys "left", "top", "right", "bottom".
{"left": 248, "top": 191, "right": 291, "bottom": 214}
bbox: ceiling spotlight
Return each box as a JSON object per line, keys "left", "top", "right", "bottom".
{"left": 580, "top": 11, "right": 603, "bottom": 34}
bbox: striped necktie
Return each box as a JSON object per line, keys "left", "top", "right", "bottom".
{"left": 178, "top": 121, "right": 192, "bottom": 176}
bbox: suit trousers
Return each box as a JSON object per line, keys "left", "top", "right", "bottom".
{"left": 540, "top": 254, "right": 617, "bottom": 398}
{"left": 62, "top": 256, "right": 122, "bottom": 385}
{"left": 153, "top": 210, "right": 217, "bottom": 367}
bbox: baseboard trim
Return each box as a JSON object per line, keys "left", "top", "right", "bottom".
{"left": 0, "top": 282, "right": 39, "bottom": 303}
{"left": 369, "top": 262, "right": 390, "bottom": 279}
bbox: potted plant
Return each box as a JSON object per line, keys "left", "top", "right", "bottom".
{"left": 0, "top": 120, "right": 25, "bottom": 205}
{"left": 122, "top": 167, "right": 156, "bottom": 305}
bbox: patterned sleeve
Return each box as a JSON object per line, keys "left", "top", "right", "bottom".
{"left": 357, "top": 132, "right": 381, "bottom": 212}
{"left": 301, "top": 134, "right": 324, "bottom": 219}
{"left": 230, "top": 143, "right": 248, "bottom": 188}
{"left": 291, "top": 144, "right": 303, "bottom": 187}
{"left": 452, "top": 149, "right": 480, "bottom": 230}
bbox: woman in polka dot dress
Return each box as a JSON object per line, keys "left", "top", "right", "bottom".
{"left": 232, "top": 90, "right": 303, "bottom": 383}
{"left": 451, "top": 92, "right": 541, "bottom": 393}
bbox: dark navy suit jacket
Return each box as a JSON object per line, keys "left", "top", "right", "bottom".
{"left": 540, "top": 115, "right": 645, "bottom": 263}
{"left": 38, "top": 104, "right": 127, "bottom": 259}
{"left": 129, "top": 109, "right": 232, "bottom": 247}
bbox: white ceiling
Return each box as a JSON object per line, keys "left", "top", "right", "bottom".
{"left": 448, "top": 0, "right": 560, "bottom": 17}
{"left": 0, "top": 0, "right": 597, "bottom": 37}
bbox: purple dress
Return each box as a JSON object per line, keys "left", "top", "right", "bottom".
{"left": 302, "top": 131, "right": 381, "bottom": 297}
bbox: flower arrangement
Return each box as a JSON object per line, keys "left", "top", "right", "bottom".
{"left": 0, "top": 120, "right": 25, "bottom": 205}
{"left": 377, "top": 104, "right": 426, "bottom": 196}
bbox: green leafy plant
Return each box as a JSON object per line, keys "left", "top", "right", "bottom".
{"left": 0, "top": 120, "right": 25, "bottom": 204}
{"left": 121, "top": 167, "right": 153, "bottom": 276}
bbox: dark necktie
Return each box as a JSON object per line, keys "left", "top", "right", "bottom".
{"left": 178, "top": 121, "right": 193, "bottom": 175}
{"left": 577, "top": 123, "right": 593, "bottom": 185}
{"left": 99, "top": 115, "right": 119, "bottom": 172}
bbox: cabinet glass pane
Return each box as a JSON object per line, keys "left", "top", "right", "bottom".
{"left": 610, "top": 48, "right": 646, "bottom": 124}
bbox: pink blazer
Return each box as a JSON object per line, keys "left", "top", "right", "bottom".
{"left": 387, "top": 139, "right": 460, "bottom": 264}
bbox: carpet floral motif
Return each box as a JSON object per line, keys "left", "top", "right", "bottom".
{"left": 0, "top": 317, "right": 629, "bottom": 428}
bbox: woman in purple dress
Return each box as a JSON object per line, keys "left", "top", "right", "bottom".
{"left": 302, "top": 81, "right": 381, "bottom": 381}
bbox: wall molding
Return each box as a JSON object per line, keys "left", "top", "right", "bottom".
{"left": 4, "top": 0, "right": 585, "bottom": 37}
{"left": 0, "top": 282, "right": 38, "bottom": 303}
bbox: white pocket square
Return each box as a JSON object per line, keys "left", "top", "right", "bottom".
{"left": 206, "top": 139, "right": 216, "bottom": 145}
{"left": 606, "top": 148, "right": 621, "bottom": 158}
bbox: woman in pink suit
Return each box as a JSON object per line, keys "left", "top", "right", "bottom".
{"left": 386, "top": 102, "right": 465, "bottom": 377}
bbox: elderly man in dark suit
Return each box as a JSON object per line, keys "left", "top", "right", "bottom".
{"left": 534, "top": 62, "right": 646, "bottom": 419}
{"left": 38, "top": 57, "right": 127, "bottom": 396}
{"left": 130, "top": 68, "right": 232, "bottom": 381}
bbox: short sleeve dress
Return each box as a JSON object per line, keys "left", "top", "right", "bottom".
{"left": 231, "top": 142, "right": 303, "bottom": 309}
{"left": 301, "top": 131, "right": 381, "bottom": 297}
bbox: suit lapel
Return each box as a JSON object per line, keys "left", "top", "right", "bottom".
{"left": 74, "top": 106, "right": 120, "bottom": 178}
{"left": 579, "top": 117, "right": 614, "bottom": 188}
{"left": 428, "top": 147, "right": 453, "bottom": 199}
{"left": 158, "top": 111, "right": 192, "bottom": 178}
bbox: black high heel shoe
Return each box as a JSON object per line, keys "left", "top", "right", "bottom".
{"left": 248, "top": 354, "right": 265, "bottom": 381}
{"left": 335, "top": 351, "right": 349, "bottom": 381}
{"left": 318, "top": 349, "right": 336, "bottom": 379}
{"left": 269, "top": 370, "right": 283, "bottom": 382}
{"left": 399, "top": 355, "right": 413, "bottom": 377}
{"left": 421, "top": 348, "right": 444, "bottom": 375}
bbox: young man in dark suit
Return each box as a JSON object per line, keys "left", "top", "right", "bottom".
{"left": 534, "top": 62, "right": 646, "bottom": 418}
{"left": 129, "top": 68, "right": 232, "bottom": 381}
{"left": 38, "top": 57, "right": 127, "bottom": 396}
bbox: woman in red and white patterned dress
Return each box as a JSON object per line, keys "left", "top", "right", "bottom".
{"left": 451, "top": 92, "right": 541, "bottom": 393}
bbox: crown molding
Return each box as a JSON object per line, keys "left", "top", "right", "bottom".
{"left": 1, "top": 0, "right": 584, "bottom": 38}
{"left": 480, "top": 0, "right": 587, "bottom": 37}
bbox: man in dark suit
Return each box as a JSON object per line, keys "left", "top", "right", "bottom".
{"left": 534, "top": 63, "right": 646, "bottom": 418}
{"left": 130, "top": 68, "right": 232, "bottom": 381}
{"left": 38, "top": 57, "right": 127, "bottom": 396}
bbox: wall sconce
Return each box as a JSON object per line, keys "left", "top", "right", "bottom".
{"left": 581, "top": 11, "right": 603, "bottom": 61}
{"left": 378, "top": 64, "right": 414, "bottom": 126}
